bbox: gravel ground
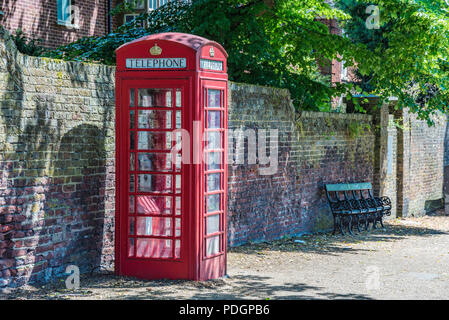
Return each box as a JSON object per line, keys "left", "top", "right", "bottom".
{"left": 2, "top": 211, "right": 449, "bottom": 300}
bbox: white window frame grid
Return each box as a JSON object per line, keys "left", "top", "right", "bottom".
{"left": 340, "top": 29, "right": 349, "bottom": 82}
{"left": 125, "top": 0, "right": 146, "bottom": 10}
{"left": 148, "top": 0, "right": 171, "bottom": 11}
{"left": 341, "top": 60, "right": 349, "bottom": 82}
{"left": 123, "top": 0, "right": 174, "bottom": 26}
{"left": 124, "top": 13, "right": 145, "bottom": 28}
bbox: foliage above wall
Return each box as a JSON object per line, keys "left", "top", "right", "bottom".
{"left": 338, "top": 0, "right": 449, "bottom": 125}
{"left": 44, "top": 0, "right": 346, "bottom": 112}
{"left": 11, "top": 29, "right": 46, "bottom": 57}
{"left": 40, "top": 0, "right": 449, "bottom": 123}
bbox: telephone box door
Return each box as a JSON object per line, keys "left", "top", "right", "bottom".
{"left": 200, "top": 79, "right": 228, "bottom": 280}
{"left": 119, "top": 79, "right": 191, "bottom": 279}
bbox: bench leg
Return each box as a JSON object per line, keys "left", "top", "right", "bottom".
{"left": 332, "top": 215, "right": 338, "bottom": 235}
{"left": 379, "top": 214, "right": 385, "bottom": 229}
{"left": 355, "top": 215, "right": 362, "bottom": 233}
{"left": 368, "top": 213, "right": 377, "bottom": 231}
{"left": 364, "top": 214, "right": 370, "bottom": 231}
{"left": 339, "top": 216, "right": 345, "bottom": 235}
{"left": 347, "top": 216, "right": 354, "bottom": 236}
{"left": 372, "top": 213, "right": 378, "bottom": 229}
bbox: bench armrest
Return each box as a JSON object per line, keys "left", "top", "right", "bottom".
{"left": 380, "top": 196, "right": 391, "bottom": 206}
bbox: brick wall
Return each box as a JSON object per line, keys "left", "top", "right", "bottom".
{"left": 347, "top": 98, "right": 446, "bottom": 218}
{"left": 227, "top": 83, "right": 375, "bottom": 246}
{"left": 444, "top": 117, "right": 449, "bottom": 214}
{"left": 0, "top": 0, "right": 112, "bottom": 48}
{"left": 395, "top": 110, "right": 446, "bottom": 217}
{"left": 0, "top": 27, "right": 116, "bottom": 287}
{"left": 351, "top": 99, "right": 398, "bottom": 217}
{"left": 383, "top": 113, "right": 398, "bottom": 216}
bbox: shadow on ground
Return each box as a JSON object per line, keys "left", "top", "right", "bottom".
{"left": 229, "top": 219, "right": 449, "bottom": 257}
{"left": 2, "top": 272, "right": 372, "bottom": 300}
{"left": 3, "top": 215, "right": 448, "bottom": 300}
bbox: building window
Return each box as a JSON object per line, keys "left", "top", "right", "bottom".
{"left": 148, "top": 0, "right": 170, "bottom": 10}
{"left": 123, "top": 0, "right": 171, "bottom": 26}
{"left": 57, "top": 0, "right": 79, "bottom": 28}
{"left": 125, "top": 0, "right": 146, "bottom": 10}
{"left": 122, "top": 0, "right": 181, "bottom": 26}
{"left": 124, "top": 14, "right": 145, "bottom": 28}
{"left": 123, "top": 0, "right": 145, "bottom": 25}
{"left": 341, "top": 60, "right": 348, "bottom": 82}
{"left": 340, "top": 29, "right": 349, "bottom": 82}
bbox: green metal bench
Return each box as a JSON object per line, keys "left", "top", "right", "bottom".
{"left": 325, "top": 182, "right": 391, "bottom": 235}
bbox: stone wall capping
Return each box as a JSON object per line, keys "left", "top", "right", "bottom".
{"left": 300, "top": 110, "right": 372, "bottom": 122}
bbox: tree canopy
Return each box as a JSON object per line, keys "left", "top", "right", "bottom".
{"left": 44, "top": 0, "right": 449, "bottom": 123}
{"left": 338, "top": 0, "right": 449, "bottom": 123}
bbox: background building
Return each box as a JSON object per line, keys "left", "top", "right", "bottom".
{"left": 0, "top": 0, "right": 175, "bottom": 48}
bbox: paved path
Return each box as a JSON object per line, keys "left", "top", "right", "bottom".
{"left": 3, "top": 213, "right": 449, "bottom": 300}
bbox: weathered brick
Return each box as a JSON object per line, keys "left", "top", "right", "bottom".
{"left": 227, "top": 83, "right": 374, "bottom": 246}
{"left": 0, "top": 259, "right": 14, "bottom": 270}
{"left": 11, "top": 249, "right": 27, "bottom": 257}
{"left": 0, "top": 28, "right": 116, "bottom": 288}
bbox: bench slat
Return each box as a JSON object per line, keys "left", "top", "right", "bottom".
{"left": 325, "top": 182, "right": 372, "bottom": 192}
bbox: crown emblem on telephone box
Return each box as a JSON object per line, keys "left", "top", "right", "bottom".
{"left": 150, "top": 44, "right": 162, "bottom": 55}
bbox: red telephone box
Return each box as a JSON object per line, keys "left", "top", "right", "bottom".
{"left": 115, "top": 33, "right": 228, "bottom": 281}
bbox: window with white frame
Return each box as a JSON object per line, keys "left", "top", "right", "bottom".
{"left": 123, "top": 0, "right": 175, "bottom": 25}
{"left": 57, "top": 0, "right": 79, "bottom": 28}
{"left": 341, "top": 60, "right": 348, "bottom": 82}
{"left": 124, "top": 14, "right": 145, "bottom": 28}
{"left": 123, "top": 0, "right": 146, "bottom": 26}
{"left": 148, "top": 0, "right": 170, "bottom": 10}
{"left": 340, "top": 29, "right": 349, "bottom": 82}
{"left": 125, "top": 0, "right": 146, "bottom": 10}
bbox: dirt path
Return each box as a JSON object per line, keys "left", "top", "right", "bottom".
{"left": 3, "top": 212, "right": 449, "bottom": 300}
